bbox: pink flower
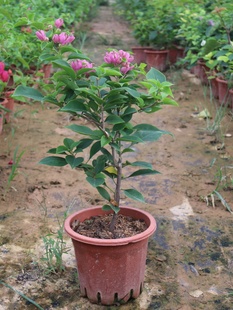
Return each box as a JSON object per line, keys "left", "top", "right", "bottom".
{"left": 118, "top": 50, "right": 134, "bottom": 63}
{"left": 52, "top": 32, "right": 75, "bottom": 45}
{"left": 104, "top": 50, "right": 134, "bottom": 70}
{"left": 71, "top": 59, "right": 93, "bottom": 71}
{"left": 104, "top": 50, "right": 134, "bottom": 74}
{"left": 52, "top": 34, "right": 60, "bottom": 43}
{"left": 104, "top": 51, "right": 122, "bottom": 65}
{"left": 58, "top": 32, "right": 67, "bottom": 44}
{"left": 0, "top": 62, "right": 5, "bottom": 74}
{"left": 64, "top": 34, "right": 75, "bottom": 44}
{"left": 36, "top": 30, "right": 49, "bottom": 41}
{"left": 8, "top": 160, "right": 13, "bottom": 165}
{"left": 0, "top": 70, "right": 9, "bottom": 82}
{"left": 120, "top": 62, "right": 134, "bottom": 74}
{"left": 54, "top": 18, "right": 64, "bottom": 28}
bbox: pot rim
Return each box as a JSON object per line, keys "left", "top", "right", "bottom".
{"left": 64, "top": 206, "right": 156, "bottom": 246}
{"left": 144, "top": 49, "right": 168, "bottom": 54}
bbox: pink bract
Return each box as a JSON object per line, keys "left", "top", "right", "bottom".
{"left": 54, "top": 18, "right": 64, "bottom": 28}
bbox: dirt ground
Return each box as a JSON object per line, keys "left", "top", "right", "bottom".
{"left": 1, "top": 4, "right": 233, "bottom": 310}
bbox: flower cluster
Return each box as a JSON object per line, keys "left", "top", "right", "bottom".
{"left": 70, "top": 50, "right": 135, "bottom": 75}
{"left": 0, "top": 62, "right": 10, "bottom": 83}
{"left": 36, "top": 18, "right": 75, "bottom": 46}
{"left": 52, "top": 32, "right": 75, "bottom": 45}
{"left": 104, "top": 50, "right": 134, "bottom": 74}
{"left": 71, "top": 59, "right": 93, "bottom": 71}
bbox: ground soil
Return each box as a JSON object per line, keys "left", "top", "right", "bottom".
{"left": 1, "top": 4, "right": 233, "bottom": 310}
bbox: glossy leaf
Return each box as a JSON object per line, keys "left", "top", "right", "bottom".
{"left": 134, "top": 124, "right": 171, "bottom": 141}
{"left": 129, "top": 161, "right": 153, "bottom": 169}
{"left": 67, "top": 124, "right": 94, "bottom": 136}
{"left": 12, "top": 86, "right": 44, "bottom": 102}
{"left": 146, "top": 67, "right": 166, "bottom": 82}
{"left": 86, "top": 176, "right": 105, "bottom": 187}
{"left": 97, "top": 187, "right": 111, "bottom": 201}
{"left": 128, "top": 169, "right": 160, "bottom": 178}
{"left": 39, "top": 156, "right": 67, "bottom": 167}
{"left": 60, "top": 100, "right": 87, "bottom": 113}
{"left": 123, "top": 189, "right": 145, "bottom": 203}
{"left": 66, "top": 156, "right": 84, "bottom": 168}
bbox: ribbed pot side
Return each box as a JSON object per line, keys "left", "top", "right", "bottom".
{"left": 64, "top": 206, "right": 156, "bottom": 305}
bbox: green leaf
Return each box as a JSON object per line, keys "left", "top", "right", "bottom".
{"left": 110, "top": 205, "right": 120, "bottom": 214}
{"left": 123, "top": 189, "right": 145, "bottom": 203}
{"left": 97, "top": 187, "right": 111, "bottom": 201}
{"left": 123, "top": 87, "right": 141, "bottom": 98}
{"left": 90, "top": 141, "right": 101, "bottom": 158}
{"left": 60, "top": 99, "right": 87, "bottom": 113}
{"left": 146, "top": 67, "right": 166, "bottom": 83}
{"left": 67, "top": 124, "right": 94, "bottom": 136}
{"left": 102, "top": 204, "right": 112, "bottom": 211}
{"left": 118, "top": 135, "right": 143, "bottom": 143}
{"left": 162, "top": 97, "right": 179, "bottom": 106}
{"left": 134, "top": 124, "right": 171, "bottom": 141}
{"left": 76, "top": 139, "right": 93, "bottom": 151}
{"left": 94, "top": 155, "right": 107, "bottom": 174}
{"left": 86, "top": 176, "right": 105, "bottom": 187}
{"left": 122, "top": 147, "right": 135, "bottom": 154}
{"left": 128, "top": 169, "right": 160, "bottom": 178}
{"left": 213, "top": 190, "right": 233, "bottom": 214}
{"left": 52, "top": 59, "right": 76, "bottom": 79}
{"left": 101, "top": 135, "right": 111, "bottom": 147}
{"left": 12, "top": 86, "right": 44, "bottom": 102}
{"left": 56, "top": 75, "right": 77, "bottom": 90}
{"left": 102, "top": 68, "right": 122, "bottom": 76}
{"left": 105, "top": 115, "right": 125, "bottom": 124}
{"left": 56, "top": 145, "right": 68, "bottom": 154}
{"left": 66, "top": 156, "right": 84, "bottom": 168}
{"left": 130, "top": 161, "right": 153, "bottom": 169}
{"left": 39, "top": 156, "right": 67, "bottom": 167}
{"left": 63, "top": 138, "right": 74, "bottom": 150}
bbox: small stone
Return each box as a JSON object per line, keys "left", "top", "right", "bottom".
{"left": 189, "top": 289, "right": 203, "bottom": 298}
{"left": 155, "top": 255, "right": 167, "bottom": 262}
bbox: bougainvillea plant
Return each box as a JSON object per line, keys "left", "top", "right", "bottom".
{"left": 14, "top": 19, "right": 178, "bottom": 232}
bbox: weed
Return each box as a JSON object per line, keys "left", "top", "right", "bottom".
{"left": 4, "top": 146, "right": 25, "bottom": 197}
{"left": 76, "top": 31, "right": 88, "bottom": 50}
{"left": 202, "top": 158, "right": 233, "bottom": 214}
{"left": 36, "top": 189, "right": 48, "bottom": 220}
{"left": 41, "top": 210, "right": 69, "bottom": 275}
{"left": 204, "top": 104, "right": 228, "bottom": 137}
{"left": 4, "top": 127, "right": 16, "bottom": 156}
{"left": 0, "top": 280, "right": 43, "bottom": 310}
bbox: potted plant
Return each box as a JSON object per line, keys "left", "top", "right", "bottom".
{"left": 13, "top": 18, "right": 178, "bottom": 305}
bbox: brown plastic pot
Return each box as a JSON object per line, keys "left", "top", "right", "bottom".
{"left": 229, "top": 89, "right": 233, "bottom": 109}
{"left": 64, "top": 206, "right": 156, "bottom": 305}
{"left": 4, "top": 90, "right": 14, "bottom": 123}
{"left": 168, "top": 46, "right": 185, "bottom": 65}
{"left": 197, "top": 60, "right": 210, "bottom": 85}
{"left": 144, "top": 49, "right": 168, "bottom": 71}
{"left": 131, "top": 46, "right": 153, "bottom": 64}
{"left": 216, "top": 77, "right": 230, "bottom": 105}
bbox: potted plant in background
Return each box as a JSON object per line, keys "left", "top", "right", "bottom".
{"left": 13, "top": 18, "right": 178, "bottom": 305}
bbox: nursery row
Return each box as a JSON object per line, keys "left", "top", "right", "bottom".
{"left": 116, "top": 0, "right": 233, "bottom": 105}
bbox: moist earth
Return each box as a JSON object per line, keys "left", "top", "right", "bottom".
{"left": 0, "top": 4, "right": 233, "bottom": 310}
